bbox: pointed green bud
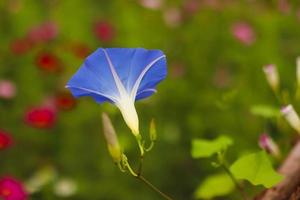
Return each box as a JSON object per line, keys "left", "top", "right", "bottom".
{"left": 281, "top": 105, "right": 300, "bottom": 134}
{"left": 149, "top": 119, "right": 157, "bottom": 142}
{"left": 263, "top": 64, "right": 279, "bottom": 92}
{"left": 102, "top": 113, "right": 122, "bottom": 163}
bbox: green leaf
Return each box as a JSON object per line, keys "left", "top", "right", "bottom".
{"left": 250, "top": 105, "right": 280, "bottom": 118}
{"left": 191, "top": 135, "right": 233, "bottom": 158}
{"left": 194, "top": 173, "right": 235, "bottom": 199}
{"left": 230, "top": 151, "right": 283, "bottom": 188}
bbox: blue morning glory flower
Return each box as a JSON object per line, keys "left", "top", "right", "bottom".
{"left": 66, "top": 48, "right": 167, "bottom": 135}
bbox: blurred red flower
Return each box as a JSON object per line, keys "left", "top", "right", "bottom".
{"left": 35, "top": 52, "right": 61, "bottom": 73}
{"left": 10, "top": 38, "right": 33, "bottom": 55}
{"left": 54, "top": 92, "right": 76, "bottom": 111}
{"left": 93, "top": 21, "right": 115, "bottom": 43}
{"left": 0, "top": 177, "right": 27, "bottom": 200}
{"left": 0, "top": 130, "right": 13, "bottom": 150}
{"left": 231, "top": 22, "right": 256, "bottom": 45}
{"left": 0, "top": 80, "right": 16, "bottom": 99}
{"left": 27, "top": 22, "right": 58, "bottom": 44}
{"left": 24, "top": 107, "right": 56, "bottom": 129}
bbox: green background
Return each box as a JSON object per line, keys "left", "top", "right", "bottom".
{"left": 1, "top": 0, "right": 299, "bottom": 199}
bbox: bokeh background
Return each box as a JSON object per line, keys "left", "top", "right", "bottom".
{"left": 1, "top": 0, "right": 300, "bottom": 199}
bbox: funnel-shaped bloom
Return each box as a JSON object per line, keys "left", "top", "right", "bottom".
{"left": 66, "top": 48, "right": 167, "bottom": 135}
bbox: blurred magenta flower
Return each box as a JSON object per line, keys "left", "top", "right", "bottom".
{"left": 10, "top": 38, "right": 32, "bottom": 55}
{"left": 231, "top": 22, "right": 255, "bottom": 45}
{"left": 27, "top": 22, "right": 58, "bottom": 44}
{"left": 24, "top": 106, "right": 56, "bottom": 129}
{"left": 0, "top": 177, "right": 27, "bottom": 200}
{"left": 35, "top": 52, "right": 61, "bottom": 73}
{"left": 66, "top": 48, "right": 167, "bottom": 135}
{"left": 139, "top": 0, "right": 163, "bottom": 10}
{"left": 258, "top": 133, "right": 280, "bottom": 158}
{"left": 54, "top": 92, "right": 76, "bottom": 111}
{"left": 0, "top": 130, "right": 13, "bottom": 150}
{"left": 0, "top": 80, "right": 16, "bottom": 99}
{"left": 93, "top": 21, "right": 115, "bottom": 43}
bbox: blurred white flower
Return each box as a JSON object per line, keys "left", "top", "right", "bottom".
{"left": 54, "top": 178, "right": 77, "bottom": 197}
{"left": 25, "top": 166, "right": 56, "bottom": 193}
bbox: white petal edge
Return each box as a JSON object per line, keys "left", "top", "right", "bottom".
{"left": 65, "top": 85, "right": 118, "bottom": 103}
{"left": 130, "top": 55, "right": 166, "bottom": 99}
{"left": 102, "top": 49, "right": 128, "bottom": 99}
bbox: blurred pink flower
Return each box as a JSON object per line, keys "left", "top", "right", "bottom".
{"left": 0, "top": 80, "right": 16, "bottom": 99}
{"left": 0, "top": 130, "right": 13, "bottom": 150}
{"left": 231, "top": 22, "right": 256, "bottom": 45}
{"left": 139, "top": 0, "right": 163, "bottom": 10}
{"left": 163, "top": 7, "right": 182, "bottom": 28}
{"left": 93, "top": 21, "right": 115, "bottom": 43}
{"left": 183, "top": 0, "right": 200, "bottom": 15}
{"left": 259, "top": 133, "right": 280, "bottom": 158}
{"left": 24, "top": 106, "right": 56, "bottom": 129}
{"left": 0, "top": 177, "right": 27, "bottom": 200}
{"left": 27, "top": 22, "right": 58, "bottom": 44}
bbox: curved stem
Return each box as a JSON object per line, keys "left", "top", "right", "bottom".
{"left": 144, "top": 141, "right": 155, "bottom": 152}
{"left": 123, "top": 157, "right": 173, "bottom": 200}
{"left": 136, "top": 135, "right": 145, "bottom": 156}
{"left": 138, "top": 176, "right": 174, "bottom": 200}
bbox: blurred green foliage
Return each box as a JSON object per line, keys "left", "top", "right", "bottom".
{"left": 1, "top": 0, "right": 300, "bottom": 199}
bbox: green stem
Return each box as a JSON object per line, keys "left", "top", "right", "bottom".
{"left": 136, "top": 135, "right": 145, "bottom": 157}
{"left": 138, "top": 176, "right": 174, "bottom": 200}
{"left": 124, "top": 158, "right": 173, "bottom": 200}
{"left": 144, "top": 141, "right": 155, "bottom": 152}
{"left": 221, "top": 164, "right": 248, "bottom": 200}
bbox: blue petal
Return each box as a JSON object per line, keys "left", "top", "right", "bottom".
{"left": 66, "top": 48, "right": 167, "bottom": 104}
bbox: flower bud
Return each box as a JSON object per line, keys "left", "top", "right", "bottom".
{"left": 281, "top": 105, "right": 300, "bottom": 134}
{"left": 149, "top": 119, "right": 157, "bottom": 142}
{"left": 102, "top": 113, "right": 122, "bottom": 163}
{"left": 258, "top": 133, "right": 280, "bottom": 158}
{"left": 263, "top": 64, "right": 279, "bottom": 92}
